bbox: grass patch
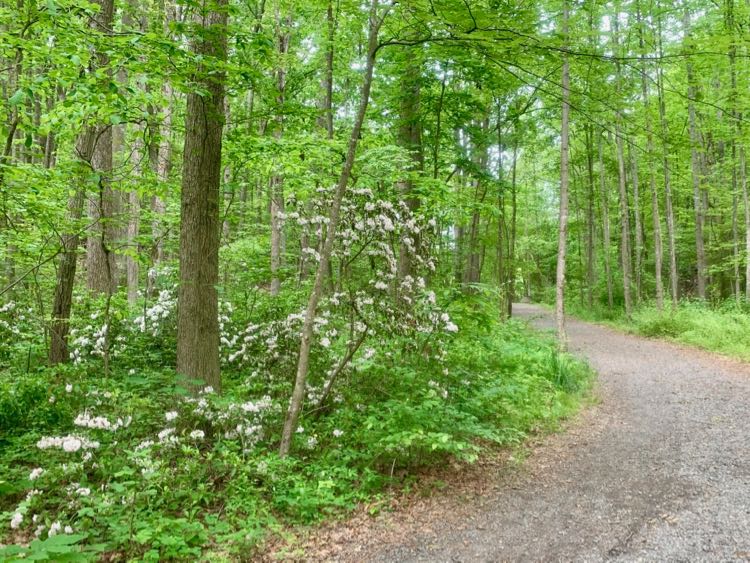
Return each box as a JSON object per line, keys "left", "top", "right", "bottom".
{"left": 565, "top": 299, "right": 750, "bottom": 362}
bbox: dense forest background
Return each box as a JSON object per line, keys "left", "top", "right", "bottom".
{"left": 1, "top": 0, "right": 748, "bottom": 558}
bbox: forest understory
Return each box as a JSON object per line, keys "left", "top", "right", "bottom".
{"left": 2, "top": 0, "right": 750, "bottom": 559}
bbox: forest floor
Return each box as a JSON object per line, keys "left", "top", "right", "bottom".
{"left": 272, "top": 303, "right": 750, "bottom": 561}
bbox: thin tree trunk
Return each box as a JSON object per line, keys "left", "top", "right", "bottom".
{"left": 555, "top": 0, "right": 570, "bottom": 348}
{"left": 49, "top": 0, "right": 114, "bottom": 362}
{"left": 742, "top": 145, "right": 750, "bottom": 299}
{"left": 279, "top": 0, "right": 383, "bottom": 457}
{"left": 656, "top": 11, "right": 679, "bottom": 306}
{"left": 613, "top": 5, "right": 632, "bottom": 317}
{"left": 269, "top": 9, "right": 291, "bottom": 296}
{"left": 585, "top": 124, "right": 596, "bottom": 309}
{"left": 684, "top": 6, "right": 707, "bottom": 299}
{"left": 151, "top": 0, "right": 175, "bottom": 269}
{"left": 507, "top": 140, "right": 518, "bottom": 317}
{"left": 637, "top": 0, "right": 664, "bottom": 310}
{"left": 176, "top": 0, "right": 228, "bottom": 392}
{"left": 629, "top": 144, "right": 643, "bottom": 303}
{"left": 598, "top": 132, "right": 614, "bottom": 310}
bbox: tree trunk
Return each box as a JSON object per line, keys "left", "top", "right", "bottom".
{"left": 629, "top": 144, "right": 643, "bottom": 304}
{"left": 126, "top": 188, "right": 140, "bottom": 308}
{"left": 637, "top": 0, "right": 664, "bottom": 310}
{"left": 176, "top": 0, "right": 228, "bottom": 392}
{"left": 396, "top": 52, "right": 423, "bottom": 281}
{"left": 613, "top": 5, "right": 632, "bottom": 317}
{"left": 742, "top": 145, "right": 750, "bottom": 299}
{"left": 555, "top": 0, "right": 570, "bottom": 348}
{"left": 598, "top": 131, "right": 614, "bottom": 310}
{"left": 85, "top": 0, "right": 117, "bottom": 296}
{"left": 684, "top": 6, "right": 707, "bottom": 299}
{"left": 269, "top": 9, "right": 291, "bottom": 296}
{"left": 279, "top": 0, "right": 383, "bottom": 457}
{"left": 585, "top": 125, "right": 597, "bottom": 309}
{"left": 656, "top": 11, "right": 679, "bottom": 306}
{"left": 507, "top": 140, "right": 518, "bottom": 317}
{"left": 49, "top": 0, "right": 114, "bottom": 363}
{"left": 49, "top": 130, "right": 98, "bottom": 364}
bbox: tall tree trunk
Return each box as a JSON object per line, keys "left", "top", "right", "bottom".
{"left": 728, "top": 0, "right": 742, "bottom": 300}
{"left": 684, "top": 6, "right": 707, "bottom": 299}
{"left": 656, "top": 11, "right": 679, "bottom": 306}
{"left": 598, "top": 132, "right": 614, "bottom": 310}
{"left": 555, "top": 0, "right": 570, "bottom": 348}
{"left": 49, "top": 131, "right": 99, "bottom": 364}
{"left": 629, "top": 145, "right": 643, "bottom": 303}
{"left": 150, "top": 1, "right": 175, "bottom": 271}
{"left": 176, "top": 0, "right": 228, "bottom": 392}
{"left": 269, "top": 9, "right": 291, "bottom": 296}
{"left": 463, "top": 118, "right": 489, "bottom": 288}
{"left": 585, "top": 124, "right": 596, "bottom": 309}
{"left": 613, "top": 4, "right": 633, "bottom": 317}
{"left": 279, "top": 0, "right": 383, "bottom": 457}
{"left": 49, "top": 0, "right": 114, "bottom": 363}
{"left": 637, "top": 0, "right": 664, "bottom": 310}
{"left": 396, "top": 52, "right": 423, "bottom": 281}
{"left": 742, "top": 145, "right": 750, "bottom": 299}
{"left": 507, "top": 139, "right": 518, "bottom": 317}
{"left": 126, "top": 190, "right": 140, "bottom": 307}
{"left": 85, "top": 0, "right": 117, "bottom": 295}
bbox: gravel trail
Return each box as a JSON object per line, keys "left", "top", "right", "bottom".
{"left": 327, "top": 303, "right": 750, "bottom": 562}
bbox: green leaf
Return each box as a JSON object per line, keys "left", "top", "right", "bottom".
{"left": 110, "top": 114, "right": 122, "bottom": 125}
{"left": 9, "top": 89, "right": 25, "bottom": 106}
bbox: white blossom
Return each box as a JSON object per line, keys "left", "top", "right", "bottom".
{"left": 48, "top": 521, "right": 62, "bottom": 537}
{"left": 10, "top": 512, "right": 22, "bottom": 529}
{"left": 63, "top": 437, "right": 82, "bottom": 452}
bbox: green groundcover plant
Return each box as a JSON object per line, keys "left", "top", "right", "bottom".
{"left": 1, "top": 291, "right": 592, "bottom": 561}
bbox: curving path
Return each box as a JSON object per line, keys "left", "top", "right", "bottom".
{"left": 327, "top": 303, "right": 750, "bottom": 562}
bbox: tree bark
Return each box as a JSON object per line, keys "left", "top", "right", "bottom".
{"left": 684, "top": 6, "right": 707, "bottom": 299}
{"left": 637, "top": 0, "right": 664, "bottom": 310}
{"left": 49, "top": 0, "right": 114, "bottom": 363}
{"left": 396, "top": 51, "right": 423, "bottom": 281}
{"left": 629, "top": 144, "right": 643, "bottom": 303}
{"left": 269, "top": 9, "right": 291, "bottom": 296}
{"left": 176, "top": 0, "right": 228, "bottom": 392}
{"left": 598, "top": 131, "right": 614, "bottom": 310}
{"left": 85, "top": 0, "right": 117, "bottom": 295}
{"left": 612, "top": 4, "right": 632, "bottom": 317}
{"left": 555, "top": 0, "right": 570, "bottom": 348}
{"left": 585, "top": 124, "right": 596, "bottom": 309}
{"left": 656, "top": 11, "right": 679, "bottom": 306}
{"left": 49, "top": 129, "right": 98, "bottom": 363}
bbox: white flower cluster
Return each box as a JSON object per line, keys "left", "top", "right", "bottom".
{"left": 134, "top": 289, "right": 176, "bottom": 336}
{"left": 0, "top": 301, "right": 29, "bottom": 338}
{"left": 74, "top": 411, "right": 131, "bottom": 431}
{"left": 36, "top": 435, "right": 100, "bottom": 452}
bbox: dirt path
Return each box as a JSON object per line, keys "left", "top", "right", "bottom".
{"left": 308, "top": 303, "right": 750, "bottom": 562}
